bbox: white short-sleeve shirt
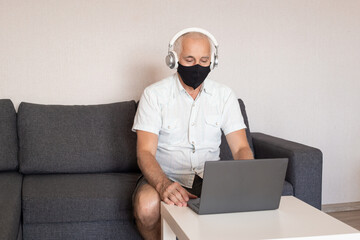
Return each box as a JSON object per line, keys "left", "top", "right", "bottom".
{"left": 132, "top": 74, "right": 246, "bottom": 188}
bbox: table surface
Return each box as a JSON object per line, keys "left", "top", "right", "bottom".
{"left": 161, "top": 196, "right": 360, "bottom": 240}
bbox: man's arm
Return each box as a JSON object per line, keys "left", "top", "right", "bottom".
{"left": 136, "top": 130, "right": 197, "bottom": 207}
{"left": 225, "top": 129, "right": 254, "bottom": 160}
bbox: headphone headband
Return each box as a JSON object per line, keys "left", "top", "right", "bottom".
{"left": 168, "top": 27, "right": 219, "bottom": 49}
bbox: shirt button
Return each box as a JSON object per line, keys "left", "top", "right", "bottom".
{"left": 192, "top": 141, "right": 195, "bottom": 144}
{"left": 191, "top": 122, "right": 195, "bottom": 126}
{"left": 216, "top": 122, "right": 219, "bottom": 126}
{"left": 168, "top": 125, "right": 171, "bottom": 129}
{"left": 192, "top": 103, "right": 195, "bottom": 107}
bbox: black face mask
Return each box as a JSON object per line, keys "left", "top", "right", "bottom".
{"left": 177, "top": 62, "right": 211, "bottom": 90}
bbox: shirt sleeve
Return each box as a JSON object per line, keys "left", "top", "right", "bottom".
{"left": 221, "top": 90, "right": 247, "bottom": 136}
{"left": 132, "top": 88, "right": 162, "bottom": 135}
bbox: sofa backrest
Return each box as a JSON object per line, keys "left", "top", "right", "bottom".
{"left": 17, "top": 101, "right": 139, "bottom": 174}
{"left": 219, "top": 99, "right": 254, "bottom": 160}
{"left": 0, "top": 99, "right": 19, "bottom": 171}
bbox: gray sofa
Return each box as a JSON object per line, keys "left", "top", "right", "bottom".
{"left": 0, "top": 98, "right": 322, "bottom": 240}
{"left": 0, "top": 99, "right": 23, "bottom": 240}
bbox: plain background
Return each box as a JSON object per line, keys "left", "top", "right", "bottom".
{"left": 1, "top": 0, "right": 359, "bottom": 205}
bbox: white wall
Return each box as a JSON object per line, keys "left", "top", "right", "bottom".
{"left": 1, "top": 0, "right": 359, "bottom": 204}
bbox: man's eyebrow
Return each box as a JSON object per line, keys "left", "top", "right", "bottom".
{"left": 184, "top": 56, "right": 210, "bottom": 59}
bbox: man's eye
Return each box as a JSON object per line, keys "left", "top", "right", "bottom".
{"left": 186, "top": 59, "right": 193, "bottom": 62}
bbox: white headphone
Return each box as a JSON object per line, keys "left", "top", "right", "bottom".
{"left": 165, "top": 27, "right": 219, "bottom": 70}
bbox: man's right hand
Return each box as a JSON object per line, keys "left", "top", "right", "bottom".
{"left": 157, "top": 180, "right": 197, "bottom": 207}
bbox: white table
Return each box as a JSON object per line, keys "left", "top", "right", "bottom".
{"left": 161, "top": 196, "right": 360, "bottom": 240}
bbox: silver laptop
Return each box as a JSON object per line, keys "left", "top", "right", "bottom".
{"left": 187, "top": 158, "right": 288, "bottom": 215}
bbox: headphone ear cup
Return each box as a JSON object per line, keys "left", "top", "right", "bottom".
{"left": 210, "top": 52, "right": 218, "bottom": 70}
{"left": 165, "top": 51, "right": 178, "bottom": 69}
{"left": 213, "top": 54, "right": 218, "bottom": 69}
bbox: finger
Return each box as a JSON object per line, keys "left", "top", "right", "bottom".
{"left": 163, "top": 198, "right": 174, "bottom": 206}
{"left": 172, "top": 183, "right": 189, "bottom": 202}
{"left": 186, "top": 191, "right": 198, "bottom": 199}
{"left": 177, "top": 187, "right": 190, "bottom": 202}
{"left": 166, "top": 183, "right": 186, "bottom": 205}
{"left": 173, "top": 189, "right": 187, "bottom": 206}
{"left": 168, "top": 193, "right": 182, "bottom": 207}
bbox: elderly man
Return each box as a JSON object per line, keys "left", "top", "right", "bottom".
{"left": 132, "top": 28, "right": 253, "bottom": 239}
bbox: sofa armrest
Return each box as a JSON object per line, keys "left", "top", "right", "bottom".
{"left": 251, "top": 132, "right": 323, "bottom": 209}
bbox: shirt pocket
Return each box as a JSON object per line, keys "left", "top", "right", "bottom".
{"left": 159, "top": 118, "right": 182, "bottom": 145}
{"left": 204, "top": 115, "right": 222, "bottom": 144}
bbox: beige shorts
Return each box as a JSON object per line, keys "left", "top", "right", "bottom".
{"left": 132, "top": 175, "right": 203, "bottom": 204}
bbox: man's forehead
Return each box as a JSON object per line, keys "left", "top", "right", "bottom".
{"left": 182, "top": 33, "right": 211, "bottom": 46}
{"left": 181, "top": 35, "right": 211, "bottom": 54}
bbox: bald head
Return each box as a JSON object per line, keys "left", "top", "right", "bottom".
{"left": 174, "top": 32, "right": 212, "bottom": 58}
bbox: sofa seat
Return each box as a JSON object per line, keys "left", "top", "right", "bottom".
{"left": 22, "top": 173, "right": 140, "bottom": 224}
{"left": 23, "top": 220, "right": 142, "bottom": 240}
{"left": 0, "top": 172, "right": 22, "bottom": 240}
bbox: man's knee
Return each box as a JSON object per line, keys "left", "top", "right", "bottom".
{"left": 134, "top": 184, "right": 161, "bottom": 227}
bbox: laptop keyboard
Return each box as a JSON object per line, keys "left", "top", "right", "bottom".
{"left": 190, "top": 198, "right": 201, "bottom": 209}
{"left": 193, "top": 200, "right": 200, "bottom": 208}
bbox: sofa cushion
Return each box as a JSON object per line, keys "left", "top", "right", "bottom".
{"left": 18, "top": 101, "right": 138, "bottom": 174}
{"left": 23, "top": 220, "right": 142, "bottom": 240}
{"left": 0, "top": 172, "right": 23, "bottom": 240}
{"left": 22, "top": 173, "right": 140, "bottom": 224}
{"left": 0, "top": 99, "right": 18, "bottom": 171}
{"left": 220, "top": 99, "right": 254, "bottom": 160}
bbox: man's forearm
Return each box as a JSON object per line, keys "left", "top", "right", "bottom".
{"left": 137, "top": 151, "right": 171, "bottom": 192}
{"left": 233, "top": 146, "right": 254, "bottom": 160}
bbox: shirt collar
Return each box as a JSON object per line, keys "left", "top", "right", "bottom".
{"left": 174, "top": 73, "right": 185, "bottom": 94}
{"left": 173, "top": 73, "right": 213, "bottom": 98}
{"left": 202, "top": 79, "right": 213, "bottom": 95}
